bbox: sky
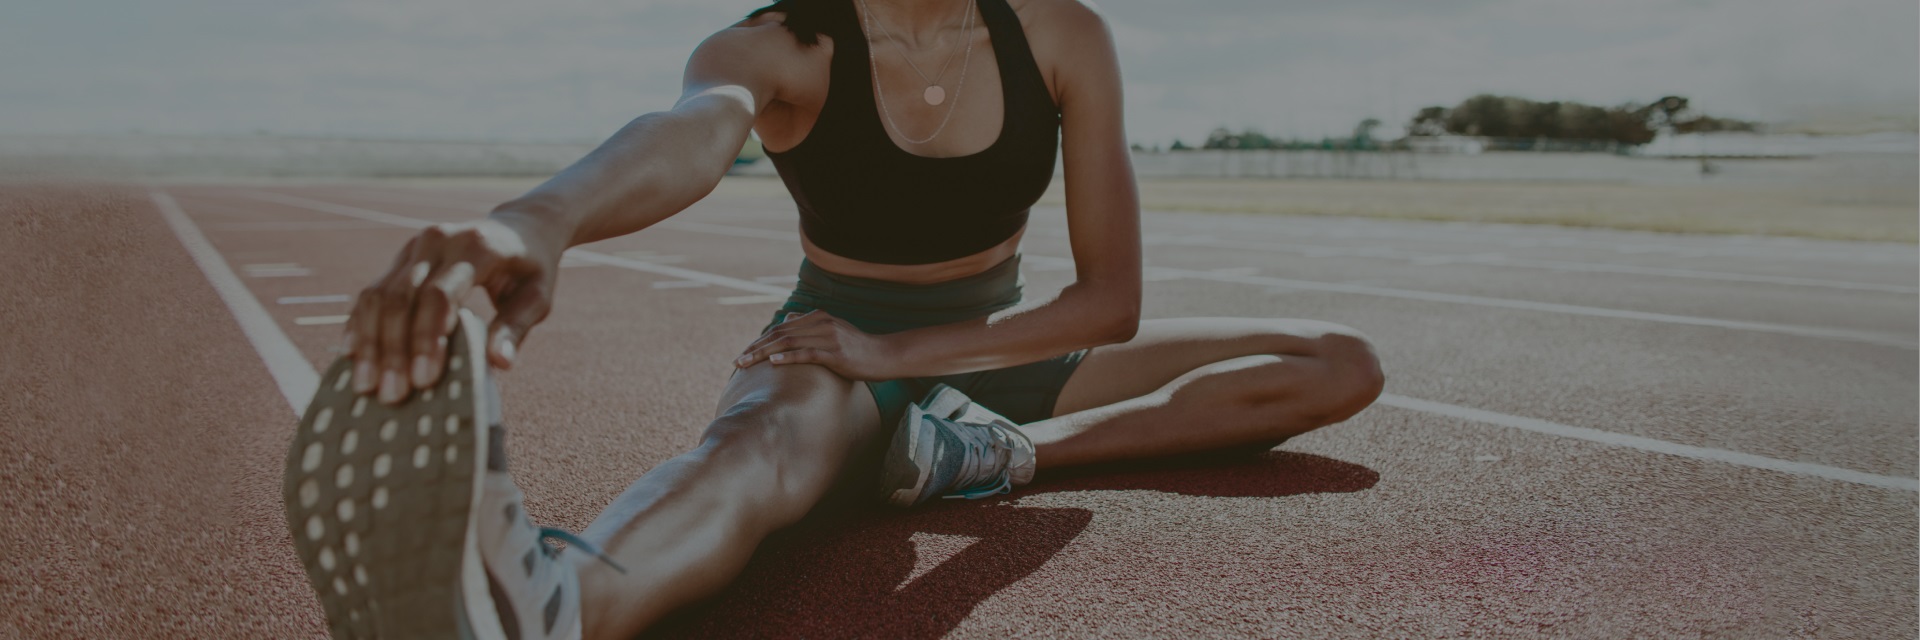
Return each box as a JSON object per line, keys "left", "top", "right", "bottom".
{"left": 3, "top": 0, "right": 1915, "bottom": 144}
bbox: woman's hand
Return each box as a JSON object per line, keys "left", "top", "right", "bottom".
{"left": 733, "top": 310, "right": 900, "bottom": 381}
{"left": 348, "top": 213, "right": 565, "bottom": 404}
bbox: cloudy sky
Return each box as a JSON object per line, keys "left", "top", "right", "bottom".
{"left": 3, "top": 0, "right": 1915, "bottom": 144}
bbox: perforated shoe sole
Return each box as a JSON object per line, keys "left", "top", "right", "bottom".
{"left": 283, "top": 309, "right": 509, "bottom": 639}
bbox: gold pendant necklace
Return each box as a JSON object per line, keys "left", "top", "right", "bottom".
{"left": 864, "top": 0, "right": 975, "bottom": 106}
{"left": 859, "top": 0, "right": 977, "bottom": 143}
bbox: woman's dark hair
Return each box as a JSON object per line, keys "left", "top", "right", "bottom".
{"left": 747, "top": 0, "right": 841, "bottom": 46}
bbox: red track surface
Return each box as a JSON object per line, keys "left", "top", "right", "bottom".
{"left": 2, "top": 182, "right": 1915, "bottom": 638}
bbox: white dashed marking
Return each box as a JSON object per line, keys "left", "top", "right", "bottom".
{"left": 718, "top": 295, "right": 789, "bottom": 305}
{"left": 295, "top": 315, "right": 351, "bottom": 326}
{"left": 280, "top": 294, "right": 354, "bottom": 305}
{"left": 651, "top": 280, "right": 712, "bottom": 289}
{"left": 243, "top": 263, "right": 313, "bottom": 278}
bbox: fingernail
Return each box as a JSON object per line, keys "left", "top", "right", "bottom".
{"left": 734, "top": 355, "right": 750, "bottom": 367}
{"left": 497, "top": 338, "right": 517, "bottom": 364}
{"left": 412, "top": 355, "right": 433, "bottom": 387}
{"left": 379, "top": 370, "right": 405, "bottom": 404}
{"left": 354, "top": 359, "right": 377, "bottom": 393}
{"left": 770, "top": 353, "right": 785, "bottom": 362}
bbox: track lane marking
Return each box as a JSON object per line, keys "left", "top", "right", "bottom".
{"left": 152, "top": 190, "right": 318, "bottom": 414}
{"left": 538, "top": 211, "right": 1919, "bottom": 349}
{"left": 1033, "top": 256, "right": 1916, "bottom": 349}
{"left": 1378, "top": 394, "right": 1918, "bottom": 492}
{"left": 279, "top": 294, "right": 353, "bottom": 305}
{"left": 344, "top": 188, "right": 1917, "bottom": 292}
{"left": 215, "top": 188, "right": 1918, "bottom": 491}
{"left": 235, "top": 191, "right": 789, "bottom": 296}
{"left": 1043, "top": 228, "right": 1919, "bottom": 294}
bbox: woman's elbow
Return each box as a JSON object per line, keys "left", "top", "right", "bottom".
{"left": 1101, "top": 301, "right": 1140, "bottom": 344}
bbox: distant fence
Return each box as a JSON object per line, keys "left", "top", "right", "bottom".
{"left": 2, "top": 133, "right": 1911, "bottom": 188}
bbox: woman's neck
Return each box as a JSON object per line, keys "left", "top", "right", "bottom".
{"left": 861, "top": 0, "right": 972, "bottom": 47}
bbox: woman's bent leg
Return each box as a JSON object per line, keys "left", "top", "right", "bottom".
{"left": 1023, "top": 317, "right": 1386, "bottom": 469}
{"left": 568, "top": 360, "right": 883, "bottom": 639}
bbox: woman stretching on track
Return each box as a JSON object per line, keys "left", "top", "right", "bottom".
{"left": 282, "top": 0, "right": 1385, "bottom": 637}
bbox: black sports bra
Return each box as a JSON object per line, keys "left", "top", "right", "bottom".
{"left": 764, "top": 0, "right": 1061, "bottom": 265}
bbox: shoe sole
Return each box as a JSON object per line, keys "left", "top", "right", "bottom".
{"left": 283, "top": 310, "right": 503, "bottom": 639}
{"left": 880, "top": 384, "right": 971, "bottom": 507}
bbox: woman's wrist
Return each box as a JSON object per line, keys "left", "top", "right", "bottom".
{"left": 488, "top": 205, "right": 573, "bottom": 264}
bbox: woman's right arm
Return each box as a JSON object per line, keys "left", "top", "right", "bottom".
{"left": 348, "top": 17, "right": 795, "bottom": 404}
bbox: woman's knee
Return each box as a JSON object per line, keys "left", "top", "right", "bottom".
{"left": 698, "top": 366, "right": 872, "bottom": 502}
{"left": 1306, "top": 325, "right": 1386, "bottom": 422}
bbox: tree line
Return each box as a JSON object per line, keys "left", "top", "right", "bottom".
{"left": 1160, "top": 95, "right": 1757, "bottom": 151}
{"left": 1407, "top": 95, "right": 1755, "bottom": 145}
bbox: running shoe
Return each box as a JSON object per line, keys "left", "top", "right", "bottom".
{"left": 879, "top": 383, "right": 1038, "bottom": 507}
{"left": 283, "top": 309, "right": 621, "bottom": 639}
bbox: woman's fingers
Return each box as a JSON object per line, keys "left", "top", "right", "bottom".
{"left": 406, "top": 260, "right": 477, "bottom": 389}
{"left": 737, "top": 333, "right": 834, "bottom": 368}
{"left": 733, "top": 310, "right": 834, "bottom": 365}
{"left": 769, "top": 348, "right": 832, "bottom": 365}
{"left": 485, "top": 264, "right": 553, "bottom": 370}
{"left": 349, "top": 288, "right": 383, "bottom": 394}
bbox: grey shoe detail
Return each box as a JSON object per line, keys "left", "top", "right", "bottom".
{"left": 881, "top": 383, "right": 1039, "bottom": 507}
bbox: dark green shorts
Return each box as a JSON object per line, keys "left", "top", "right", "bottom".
{"left": 748, "top": 253, "right": 1087, "bottom": 429}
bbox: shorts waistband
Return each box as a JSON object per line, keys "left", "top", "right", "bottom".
{"left": 791, "top": 253, "right": 1025, "bottom": 316}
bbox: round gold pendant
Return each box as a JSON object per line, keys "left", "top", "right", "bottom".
{"left": 923, "top": 85, "right": 946, "bottom": 106}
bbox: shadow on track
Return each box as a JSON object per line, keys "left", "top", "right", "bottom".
{"left": 645, "top": 450, "right": 1376, "bottom": 639}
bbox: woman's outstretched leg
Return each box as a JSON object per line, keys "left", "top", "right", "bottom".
{"left": 567, "top": 360, "right": 883, "bottom": 639}
{"left": 1025, "top": 317, "right": 1385, "bottom": 468}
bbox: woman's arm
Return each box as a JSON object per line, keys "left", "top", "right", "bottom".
{"left": 493, "top": 19, "right": 799, "bottom": 254}
{"left": 743, "top": 1, "right": 1141, "bottom": 380}
{"left": 349, "top": 18, "right": 794, "bottom": 404}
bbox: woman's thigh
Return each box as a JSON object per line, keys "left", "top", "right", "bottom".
{"left": 1050, "top": 317, "right": 1372, "bottom": 417}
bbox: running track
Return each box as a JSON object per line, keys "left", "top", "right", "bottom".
{"left": 1, "top": 181, "right": 1914, "bottom": 637}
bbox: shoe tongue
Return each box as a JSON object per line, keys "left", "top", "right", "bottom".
{"left": 945, "top": 418, "right": 1011, "bottom": 489}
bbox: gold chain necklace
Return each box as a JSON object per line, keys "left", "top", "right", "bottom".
{"left": 858, "top": 0, "right": 977, "bottom": 144}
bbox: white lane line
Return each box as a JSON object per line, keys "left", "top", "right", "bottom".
{"left": 1039, "top": 228, "right": 1919, "bottom": 294}
{"left": 717, "top": 295, "right": 789, "bottom": 305}
{"left": 754, "top": 275, "right": 798, "bottom": 284}
{"left": 636, "top": 218, "right": 1919, "bottom": 348}
{"left": 652, "top": 280, "right": 712, "bottom": 289}
{"left": 152, "top": 190, "right": 318, "bottom": 414}
{"left": 1378, "top": 394, "right": 1918, "bottom": 492}
{"left": 295, "top": 315, "right": 351, "bottom": 326}
{"left": 360, "top": 187, "right": 1917, "bottom": 294}
{"left": 216, "top": 190, "right": 1916, "bottom": 492}
{"left": 235, "top": 191, "right": 790, "bottom": 297}
{"left": 279, "top": 294, "right": 353, "bottom": 305}
{"left": 213, "top": 221, "right": 392, "bottom": 231}
{"left": 1117, "top": 209, "right": 1919, "bottom": 265}
{"left": 244, "top": 265, "right": 313, "bottom": 278}
{"left": 1034, "top": 255, "right": 1914, "bottom": 348}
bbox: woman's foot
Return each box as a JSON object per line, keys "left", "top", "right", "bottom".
{"left": 879, "top": 383, "right": 1037, "bottom": 507}
{"left": 283, "top": 309, "right": 615, "bottom": 639}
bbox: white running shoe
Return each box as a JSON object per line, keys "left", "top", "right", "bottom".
{"left": 878, "top": 383, "right": 1038, "bottom": 507}
{"left": 284, "top": 309, "right": 621, "bottom": 639}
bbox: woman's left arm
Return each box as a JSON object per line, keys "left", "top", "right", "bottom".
{"left": 750, "top": 1, "right": 1140, "bottom": 380}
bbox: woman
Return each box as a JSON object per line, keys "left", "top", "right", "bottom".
{"left": 281, "top": 0, "right": 1386, "bottom": 637}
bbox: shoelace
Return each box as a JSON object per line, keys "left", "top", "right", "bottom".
{"left": 537, "top": 527, "right": 629, "bottom": 575}
{"left": 935, "top": 415, "right": 1017, "bottom": 500}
